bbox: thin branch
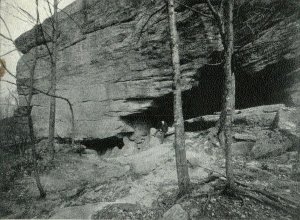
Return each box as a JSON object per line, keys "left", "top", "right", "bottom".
{"left": 1, "top": 9, "right": 35, "bottom": 25}
{"left": 245, "top": 21, "right": 255, "bottom": 36}
{"left": 42, "top": 0, "right": 83, "bottom": 31}
{"left": 137, "top": 4, "right": 167, "bottom": 42}
{"left": 206, "top": 0, "right": 220, "bottom": 19}
{"left": 174, "top": 0, "right": 213, "bottom": 19}
{"left": 0, "top": 49, "right": 17, "bottom": 58}
{"left": 218, "top": 0, "right": 224, "bottom": 11}
{"left": 45, "top": 0, "right": 53, "bottom": 16}
{"left": 0, "top": 33, "right": 12, "bottom": 42}
{"left": 206, "top": 0, "right": 225, "bottom": 44}
{"left": 4, "top": 2, "right": 35, "bottom": 25}
{"left": 18, "top": 6, "right": 36, "bottom": 23}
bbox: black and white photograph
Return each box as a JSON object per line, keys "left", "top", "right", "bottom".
{"left": 0, "top": 0, "right": 299, "bottom": 219}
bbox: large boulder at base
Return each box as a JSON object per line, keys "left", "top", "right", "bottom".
{"left": 14, "top": 0, "right": 300, "bottom": 141}
{"left": 162, "top": 204, "right": 189, "bottom": 220}
{"left": 250, "top": 130, "right": 293, "bottom": 159}
{"left": 185, "top": 104, "right": 285, "bottom": 130}
{"left": 272, "top": 107, "right": 300, "bottom": 145}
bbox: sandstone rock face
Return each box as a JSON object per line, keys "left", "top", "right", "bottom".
{"left": 273, "top": 107, "right": 300, "bottom": 141}
{"left": 14, "top": 0, "right": 300, "bottom": 141}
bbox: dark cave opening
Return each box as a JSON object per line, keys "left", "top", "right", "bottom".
{"left": 122, "top": 58, "right": 296, "bottom": 132}
{"left": 235, "top": 59, "right": 297, "bottom": 108}
{"left": 81, "top": 136, "right": 124, "bottom": 155}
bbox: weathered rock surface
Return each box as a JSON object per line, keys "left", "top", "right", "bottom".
{"left": 185, "top": 104, "right": 286, "bottom": 130}
{"left": 250, "top": 130, "right": 293, "bottom": 159}
{"left": 231, "top": 142, "right": 255, "bottom": 156}
{"left": 162, "top": 204, "right": 189, "bottom": 220}
{"left": 273, "top": 107, "right": 300, "bottom": 144}
{"left": 14, "top": 0, "right": 300, "bottom": 141}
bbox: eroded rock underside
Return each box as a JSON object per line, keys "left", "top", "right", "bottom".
{"left": 14, "top": 0, "right": 300, "bottom": 143}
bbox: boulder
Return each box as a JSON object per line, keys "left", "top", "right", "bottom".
{"left": 185, "top": 104, "right": 285, "bottom": 130}
{"left": 272, "top": 107, "right": 300, "bottom": 145}
{"left": 249, "top": 128, "right": 294, "bottom": 159}
{"left": 130, "top": 146, "right": 171, "bottom": 175}
{"left": 122, "top": 136, "right": 137, "bottom": 156}
{"left": 232, "top": 142, "right": 255, "bottom": 156}
{"left": 150, "top": 128, "right": 158, "bottom": 136}
{"left": 162, "top": 204, "right": 189, "bottom": 220}
{"left": 110, "top": 146, "right": 121, "bottom": 157}
{"left": 251, "top": 143, "right": 291, "bottom": 159}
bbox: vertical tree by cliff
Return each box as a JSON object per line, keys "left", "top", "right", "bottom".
{"left": 29, "top": 0, "right": 47, "bottom": 198}
{"left": 206, "top": 0, "right": 235, "bottom": 189}
{"left": 48, "top": 0, "right": 59, "bottom": 160}
{"left": 167, "top": 0, "right": 190, "bottom": 194}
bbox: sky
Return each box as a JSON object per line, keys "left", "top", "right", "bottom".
{"left": 0, "top": 0, "right": 75, "bottom": 97}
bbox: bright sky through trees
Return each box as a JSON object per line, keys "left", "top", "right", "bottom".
{"left": 0, "top": 0, "right": 75, "bottom": 96}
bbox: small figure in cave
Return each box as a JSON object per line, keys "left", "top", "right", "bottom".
{"left": 155, "top": 120, "right": 168, "bottom": 144}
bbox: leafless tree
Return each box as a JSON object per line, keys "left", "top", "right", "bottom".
{"left": 205, "top": 0, "right": 235, "bottom": 190}
{"left": 0, "top": 0, "right": 77, "bottom": 198}
{"left": 167, "top": 0, "right": 190, "bottom": 194}
{"left": 48, "top": 0, "right": 59, "bottom": 160}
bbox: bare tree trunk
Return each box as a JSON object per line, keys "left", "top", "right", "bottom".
{"left": 28, "top": 114, "right": 47, "bottom": 198}
{"left": 27, "top": 0, "right": 47, "bottom": 198}
{"left": 48, "top": 0, "right": 58, "bottom": 160}
{"left": 167, "top": 0, "right": 190, "bottom": 194}
{"left": 218, "top": 0, "right": 235, "bottom": 189}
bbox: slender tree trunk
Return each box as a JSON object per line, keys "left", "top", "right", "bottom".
{"left": 218, "top": 0, "right": 235, "bottom": 189}
{"left": 48, "top": 0, "right": 58, "bottom": 160}
{"left": 167, "top": 0, "right": 190, "bottom": 194}
{"left": 28, "top": 114, "right": 47, "bottom": 198}
{"left": 27, "top": 0, "right": 46, "bottom": 198}
{"left": 69, "top": 100, "right": 75, "bottom": 146}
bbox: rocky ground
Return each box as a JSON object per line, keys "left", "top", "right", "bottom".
{"left": 0, "top": 104, "right": 299, "bottom": 219}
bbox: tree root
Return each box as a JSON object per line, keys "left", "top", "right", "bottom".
{"left": 177, "top": 174, "right": 300, "bottom": 217}
{"left": 221, "top": 178, "right": 299, "bottom": 216}
{"left": 235, "top": 187, "right": 299, "bottom": 216}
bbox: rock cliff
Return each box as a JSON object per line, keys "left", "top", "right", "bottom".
{"left": 14, "top": 0, "right": 300, "bottom": 142}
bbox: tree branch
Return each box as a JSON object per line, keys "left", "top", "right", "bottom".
{"left": 137, "top": 4, "right": 166, "bottom": 42}
{"left": 0, "top": 33, "right": 12, "bottom": 42}
{"left": 0, "top": 49, "right": 17, "bottom": 58}
{"left": 174, "top": 0, "right": 213, "bottom": 19}
{"left": 206, "top": 0, "right": 225, "bottom": 44}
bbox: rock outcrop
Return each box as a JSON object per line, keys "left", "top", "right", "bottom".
{"left": 14, "top": 0, "right": 300, "bottom": 142}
